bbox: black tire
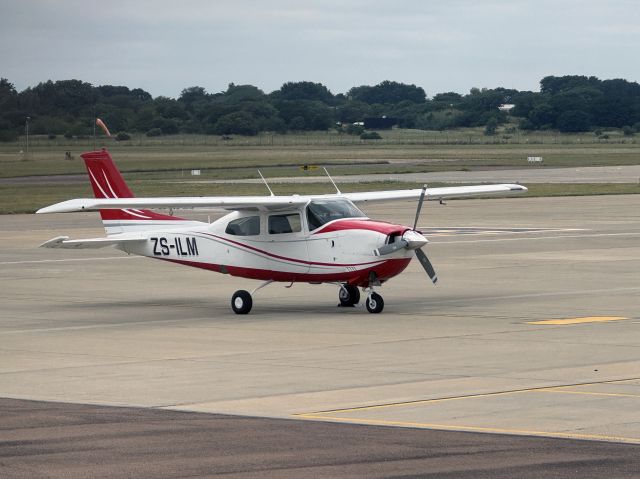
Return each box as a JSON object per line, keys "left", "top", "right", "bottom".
{"left": 366, "top": 292, "right": 384, "bottom": 314}
{"left": 231, "top": 290, "right": 252, "bottom": 314}
{"left": 339, "top": 284, "right": 360, "bottom": 306}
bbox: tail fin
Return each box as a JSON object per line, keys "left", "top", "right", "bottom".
{"left": 81, "top": 149, "right": 193, "bottom": 234}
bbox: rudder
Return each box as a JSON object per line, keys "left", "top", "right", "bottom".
{"left": 81, "top": 149, "right": 192, "bottom": 234}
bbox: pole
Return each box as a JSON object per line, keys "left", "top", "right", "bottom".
{"left": 25, "top": 117, "right": 30, "bottom": 158}
{"left": 93, "top": 107, "right": 96, "bottom": 151}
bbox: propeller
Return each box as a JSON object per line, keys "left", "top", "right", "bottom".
{"left": 375, "top": 184, "right": 438, "bottom": 284}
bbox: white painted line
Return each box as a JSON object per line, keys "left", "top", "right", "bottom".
{"left": 433, "top": 231, "right": 640, "bottom": 244}
{"left": 414, "top": 286, "right": 640, "bottom": 307}
{"left": 0, "top": 256, "right": 142, "bottom": 265}
{"left": 0, "top": 317, "right": 211, "bottom": 335}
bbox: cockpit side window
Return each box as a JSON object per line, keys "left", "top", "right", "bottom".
{"left": 225, "top": 216, "right": 260, "bottom": 236}
{"left": 268, "top": 213, "right": 301, "bottom": 234}
{"left": 306, "top": 199, "right": 366, "bottom": 230}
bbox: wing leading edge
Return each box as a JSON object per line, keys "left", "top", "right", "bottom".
{"left": 40, "top": 235, "right": 146, "bottom": 249}
{"left": 36, "top": 184, "right": 527, "bottom": 214}
{"left": 343, "top": 184, "right": 527, "bottom": 203}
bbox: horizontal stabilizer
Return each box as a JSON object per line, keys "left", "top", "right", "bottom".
{"left": 39, "top": 235, "right": 146, "bottom": 249}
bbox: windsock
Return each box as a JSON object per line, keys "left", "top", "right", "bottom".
{"left": 96, "top": 118, "right": 111, "bottom": 137}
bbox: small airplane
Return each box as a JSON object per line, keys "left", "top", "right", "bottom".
{"left": 37, "top": 149, "right": 527, "bottom": 314}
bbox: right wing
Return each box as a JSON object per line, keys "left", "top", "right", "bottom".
{"left": 343, "top": 184, "right": 527, "bottom": 204}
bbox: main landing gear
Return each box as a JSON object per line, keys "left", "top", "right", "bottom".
{"left": 231, "top": 290, "right": 252, "bottom": 314}
{"left": 231, "top": 280, "right": 274, "bottom": 315}
{"left": 230, "top": 281, "right": 385, "bottom": 314}
{"left": 338, "top": 284, "right": 360, "bottom": 307}
{"left": 338, "top": 284, "right": 384, "bottom": 314}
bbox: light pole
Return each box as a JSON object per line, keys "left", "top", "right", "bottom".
{"left": 25, "top": 117, "right": 30, "bottom": 157}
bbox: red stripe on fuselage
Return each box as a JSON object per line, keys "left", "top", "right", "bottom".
{"left": 198, "top": 232, "right": 385, "bottom": 267}
{"left": 158, "top": 257, "right": 412, "bottom": 286}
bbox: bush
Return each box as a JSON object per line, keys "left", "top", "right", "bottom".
{"left": 346, "top": 124, "right": 365, "bottom": 135}
{"left": 622, "top": 125, "right": 634, "bottom": 136}
{"left": 519, "top": 118, "right": 534, "bottom": 131}
{"left": 116, "top": 131, "right": 131, "bottom": 141}
{"left": 145, "top": 128, "right": 162, "bottom": 137}
{"left": 484, "top": 118, "right": 498, "bottom": 136}
{"left": 0, "top": 129, "right": 18, "bottom": 142}
{"left": 360, "top": 131, "right": 382, "bottom": 140}
{"left": 48, "top": 134, "right": 56, "bottom": 140}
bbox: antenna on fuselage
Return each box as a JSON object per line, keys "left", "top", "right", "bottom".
{"left": 323, "top": 167, "right": 341, "bottom": 195}
{"left": 258, "top": 170, "right": 275, "bottom": 196}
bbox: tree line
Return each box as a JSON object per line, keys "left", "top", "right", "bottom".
{"left": 1, "top": 75, "right": 639, "bottom": 142}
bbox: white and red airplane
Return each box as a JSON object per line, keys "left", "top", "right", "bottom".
{"left": 38, "top": 149, "right": 527, "bottom": 314}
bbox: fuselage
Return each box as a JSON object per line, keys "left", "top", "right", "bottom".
{"left": 119, "top": 204, "right": 414, "bottom": 287}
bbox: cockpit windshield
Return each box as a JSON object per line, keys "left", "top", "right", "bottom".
{"left": 306, "top": 199, "right": 367, "bottom": 231}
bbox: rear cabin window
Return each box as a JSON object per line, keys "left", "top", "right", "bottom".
{"left": 306, "top": 199, "right": 366, "bottom": 231}
{"left": 268, "top": 213, "right": 301, "bottom": 234}
{"left": 225, "top": 216, "right": 260, "bottom": 236}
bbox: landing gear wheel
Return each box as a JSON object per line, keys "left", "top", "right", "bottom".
{"left": 339, "top": 284, "right": 360, "bottom": 307}
{"left": 366, "top": 292, "right": 384, "bottom": 314}
{"left": 231, "top": 290, "right": 252, "bottom": 314}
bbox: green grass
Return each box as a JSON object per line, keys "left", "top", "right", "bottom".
{"left": 1, "top": 129, "right": 638, "bottom": 214}
{"left": 1, "top": 128, "right": 639, "bottom": 178}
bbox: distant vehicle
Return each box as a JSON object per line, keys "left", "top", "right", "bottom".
{"left": 38, "top": 150, "right": 527, "bottom": 314}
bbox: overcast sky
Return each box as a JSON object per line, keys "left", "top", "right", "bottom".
{"left": 1, "top": 0, "right": 639, "bottom": 98}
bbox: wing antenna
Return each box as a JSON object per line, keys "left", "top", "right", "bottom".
{"left": 323, "top": 167, "right": 341, "bottom": 195}
{"left": 258, "top": 170, "right": 275, "bottom": 196}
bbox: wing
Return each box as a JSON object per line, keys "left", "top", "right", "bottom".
{"left": 40, "top": 235, "right": 147, "bottom": 249}
{"left": 36, "top": 184, "right": 527, "bottom": 214}
{"left": 343, "top": 184, "right": 527, "bottom": 204}
{"left": 36, "top": 195, "right": 310, "bottom": 214}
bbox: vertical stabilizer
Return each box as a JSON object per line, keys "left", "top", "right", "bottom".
{"left": 81, "top": 149, "right": 197, "bottom": 234}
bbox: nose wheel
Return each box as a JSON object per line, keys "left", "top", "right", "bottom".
{"left": 365, "top": 292, "right": 384, "bottom": 314}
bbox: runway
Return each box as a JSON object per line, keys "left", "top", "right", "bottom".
{"left": 187, "top": 164, "right": 640, "bottom": 184}
{"left": 1, "top": 195, "right": 640, "bottom": 476}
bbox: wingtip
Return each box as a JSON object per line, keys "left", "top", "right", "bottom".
{"left": 39, "top": 236, "right": 70, "bottom": 248}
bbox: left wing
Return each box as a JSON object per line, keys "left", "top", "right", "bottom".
{"left": 36, "top": 195, "right": 310, "bottom": 214}
{"left": 40, "top": 235, "right": 146, "bottom": 249}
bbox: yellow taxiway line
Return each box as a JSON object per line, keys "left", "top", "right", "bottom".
{"left": 294, "top": 414, "right": 640, "bottom": 444}
{"left": 527, "top": 316, "right": 628, "bottom": 325}
{"left": 295, "top": 377, "right": 640, "bottom": 444}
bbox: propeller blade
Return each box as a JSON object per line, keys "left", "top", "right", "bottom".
{"left": 374, "top": 239, "right": 408, "bottom": 256}
{"left": 413, "top": 184, "right": 427, "bottom": 231}
{"left": 415, "top": 248, "right": 438, "bottom": 284}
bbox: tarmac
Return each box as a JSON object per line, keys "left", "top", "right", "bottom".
{"left": 1, "top": 194, "right": 640, "bottom": 476}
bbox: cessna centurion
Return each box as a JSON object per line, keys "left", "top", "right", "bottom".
{"left": 38, "top": 150, "right": 527, "bottom": 314}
